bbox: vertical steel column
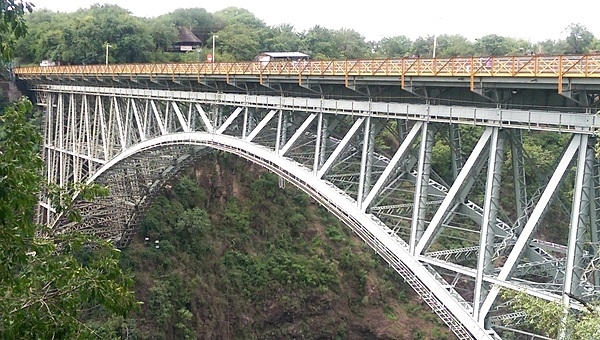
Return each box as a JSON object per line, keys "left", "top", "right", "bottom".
{"left": 474, "top": 128, "right": 506, "bottom": 323}
{"left": 247, "top": 109, "right": 255, "bottom": 137}
{"left": 68, "top": 93, "right": 77, "bottom": 183}
{"left": 281, "top": 114, "right": 288, "bottom": 149}
{"left": 97, "top": 95, "right": 109, "bottom": 161}
{"left": 581, "top": 144, "right": 595, "bottom": 290}
{"left": 57, "top": 92, "right": 66, "bottom": 187}
{"left": 83, "top": 95, "right": 92, "bottom": 180}
{"left": 511, "top": 130, "right": 528, "bottom": 229}
{"left": 276, "top": 110, "right": 285, "bottom": 189}
{"left": 365, "top": 121, "right": 375, "bottom": 197}
{"left": 275, "top": 110, "right": 283, "bottom": 154}
{"left": 320, "top": 117, "right": 328, "bottom": 168}
{"left": 313, "top": 112, "right": 323, "bottom": 176}
{"left": 562, "top": 136, "right": 592, "bottom": 303}
{"left": 242, "top": 107, "right": 249, "bottom": 140}
{"left": 357, "top": 116, "right": 371, "bottom": 209}
{"left": 449, "top": 123, "right": 463, "bottom": 180}
{"left": 480, "top": 134, "right": 581, "bottom": 320}
{"left": 215, "top": 105, "right": 223, "bottom": 127}
{"left": 278, "top": 112, "right": 289, "bottom": 186}
{"left": 410, "top": 122, "right": 433, "bottom": 255}
{"left": 42, "top": 92, "right": 54, "bottom": 224}
{"left": 397, "top": 118, "right": 408, "bottom": 141}
{"left": 592, "top": 159, "right": 600, "bottom": 288}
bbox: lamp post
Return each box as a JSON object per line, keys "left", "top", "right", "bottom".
{"left": 432, "top": 17, "right": 443, "bottom": 58}
{"left": 212, "top": 35, "right": 218, "bottom": 63}
{"left": 105, "top": 43, "right": 111, "bottom": 65}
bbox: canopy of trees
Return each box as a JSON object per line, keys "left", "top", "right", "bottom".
{"left": 11, "top": 4, "right": 600, "bottom": 65}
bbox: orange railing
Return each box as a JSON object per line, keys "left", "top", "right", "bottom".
{"left": 14, "top": 54, "right": 600, "bottom": 93}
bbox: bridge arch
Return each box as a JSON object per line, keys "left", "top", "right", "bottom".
{"left": 24, "top": 73, "right": 600, "bottom": 339}
{"left": 74, "top": 131, "right": 488, "bottom": 338}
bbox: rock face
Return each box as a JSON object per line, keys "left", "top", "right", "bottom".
{"left": 0, "top": 81, "right": 23, "bottom": 103}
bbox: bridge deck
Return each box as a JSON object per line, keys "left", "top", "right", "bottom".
{"left": 14, "top": 54, "right": 600, "bottom": 93}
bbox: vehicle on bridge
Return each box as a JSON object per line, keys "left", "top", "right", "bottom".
{"left": 256, "top": 51, "right": 310, "bottom": 68}
{"left": 39, "top": 60, "right": 56, "bottom": 67}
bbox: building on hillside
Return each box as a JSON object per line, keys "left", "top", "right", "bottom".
{"left": 172, "top": 27, "right": 202, "bottom": 52}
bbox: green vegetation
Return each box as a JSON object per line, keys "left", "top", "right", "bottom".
{"left": 112, "top": 157, "right": 454, "bottom": 339}
{"left": 0, "top": 0, "right": 33, "bottom": 60}
{"left": 1, "top": 4, "right": 139, "bottom": 337}
{"left": 11, "top": 4, "right": 600, "bottom": 66}
{"left": 0, "top": 97, "right": 139, "bottom": 338}
{"left": 502, "top": 289, "right": 600, "bottom": 339}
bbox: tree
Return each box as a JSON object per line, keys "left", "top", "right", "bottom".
{"left": 503, "top": 289, "right": 600, "bottom": 339}
{"left": 210, "top": 7, "right": 270, "bottom": 61}
{"left": 263, "top": 23, "right": 304, "bottom": 53}
{"left": 303, "top": 25, "right": 342, "bottom": 60}
{"left": 410, "top": 36, "right": 435, "bottom": 58}
{"left": 0, "top": 98, "right": 139, "bottom": 338}
{"left": 60, "top": 5, "right": 154, "bottom": 64}
{"left": 215, "top": 22, "right": 262, "bottom": 61}
{"left": 165, "top": 7, "right": 216, "bottom": 46}
{"left": 564, "top": 23, "right": 595, "bottom": 54}
{"left": 1, "top": 5, "right": 139, "bottom": 337}
{"left": 433, "top": 34, "right": 475, "bottom": 57}
{"left": 475, "top": 34, "right": 512, "bottom": 56}
{"left": 0, "top": 0, "right": 33, "bottom": 60}
{"left": 334, "top": 28, "right": 370, "bottom": 59}
{"left": 374, "top": 35, "right": 413, "bottom": 58}
{"left": 14, "top": 9, "right": 74, "bottom": 64}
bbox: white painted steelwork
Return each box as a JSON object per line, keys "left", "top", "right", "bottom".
{"left": 32, "top": 84, "right": 600, "bottom": 340}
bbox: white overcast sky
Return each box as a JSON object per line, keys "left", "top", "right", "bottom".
{"left": 27, "top": 0, "right": 600, "bottom": 42}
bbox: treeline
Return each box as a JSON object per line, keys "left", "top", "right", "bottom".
{"left": 15, "top": 4, "right": 600, "bottom": 66}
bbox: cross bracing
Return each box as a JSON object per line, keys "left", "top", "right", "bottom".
{"left": 31, "top": 84, "right": 600, "bottom": 340}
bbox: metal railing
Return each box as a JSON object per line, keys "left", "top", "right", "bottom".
{"left": 14, "top": 54, "right": 600, "bottom": 94}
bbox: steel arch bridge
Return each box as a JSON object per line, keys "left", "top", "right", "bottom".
{"left": 14, "top": 54, "right": 600, "bottom": 340}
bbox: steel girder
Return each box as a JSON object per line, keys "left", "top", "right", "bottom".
{"left": 35, "top": 84, "right": 600, "bottom": 340}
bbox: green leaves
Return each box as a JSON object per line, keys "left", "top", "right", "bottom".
{"left": 0, "top": 0, "right": 33, "bottom": 61}
{"left": 503, "top": 289, "right": 600, "bottom": 339}
{"left": 0, "top": 98, "right": 139, "bottom": 338}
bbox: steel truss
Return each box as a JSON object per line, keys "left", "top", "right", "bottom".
{"left": 35, "top": 84, "right": 600, "bottom": 340}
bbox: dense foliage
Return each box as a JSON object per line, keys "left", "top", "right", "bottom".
{"left": 0, "top": 0, "right": 33, "bottom": 60}
{"left": 1, "top": 5, "right": 139, "bottom": 336}
{"left": 502, "top": 289, "right": 600, "bottom": 339}
{"left": 105, "top": 155, "right": 454, "bottom": 339}
{"left": 12, "top": 4, "right": 600, "bottom": 65}
{"left": 0, "top": 98, "right": 139, "bottom": 338}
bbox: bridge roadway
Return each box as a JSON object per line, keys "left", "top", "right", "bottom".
{"left": 14, "top": 54, "right": 600, "bottom": 340}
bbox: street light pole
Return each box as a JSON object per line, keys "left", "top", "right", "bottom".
{"left": 105, "top": 43, "right": 111, "bottom": 65}
{"left": 432, "top": 17, "right": 443, "bottom": 58}
{"left": 212, "top": 35, "right": 218, "bottom": 63}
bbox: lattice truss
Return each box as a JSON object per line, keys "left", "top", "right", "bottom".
{"left": 36, "top": 86, "right": 600, "bottom": 340}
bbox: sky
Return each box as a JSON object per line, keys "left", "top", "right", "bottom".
{"left": 27, "top": 0, "right": 600, "bottom": 42}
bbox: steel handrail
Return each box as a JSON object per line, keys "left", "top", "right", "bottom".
{"left": 14, "top": 54, "right": 600, "bottom": 93}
